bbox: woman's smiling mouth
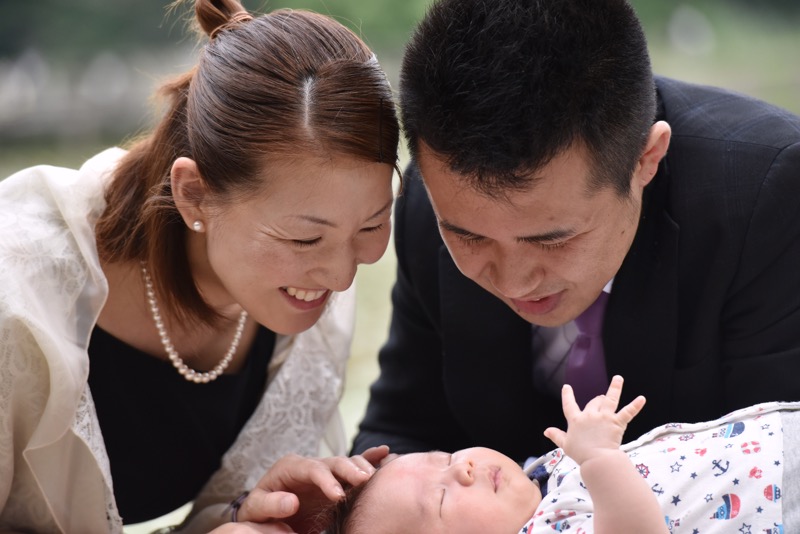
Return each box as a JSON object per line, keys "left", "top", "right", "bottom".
{"left": 284, "top": 286, "right": 327, "bottom": 301}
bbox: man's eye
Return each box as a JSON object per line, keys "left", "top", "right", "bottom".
{"left": 456, "top": 234, "right": 484, "bottom": 245}
{"left": 536, "top": 241, "right": 567, "bottom": 251}
{"left": 519, "top": 236, "right": 569, "bottom": 250}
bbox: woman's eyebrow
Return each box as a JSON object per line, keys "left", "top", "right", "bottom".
{"left": 291, "top": 199, "right": 393, "bottom": 227}
{"left": 367, "top": 199, "right": 393, "bottom": 220}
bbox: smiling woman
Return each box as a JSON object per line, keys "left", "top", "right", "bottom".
{"left": 0, "top": 0, "right": 399, "bottom": 532}
{"left": 172, "top": 154, "right": 394, "bottom": 336}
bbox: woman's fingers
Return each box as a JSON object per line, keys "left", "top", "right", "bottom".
{"left": 379, "top": 452, "right": 400, "bottom": 466}
{"left": 313, "top": 457, "right": 371, "bottom": 498}
{"left": 237, "top": 489, "right": 299, "bottom": 523}
{"left": 239, "top": 449, "right": 393, "bottom": 526}
{"left": 210, "top": 520, "right": 296, "bottom": 533}
{"left": 359, "top": 445, "right": 391, "bottom": 468}
{"left": 346, "top": 454, "right": 376, "bottom": 475}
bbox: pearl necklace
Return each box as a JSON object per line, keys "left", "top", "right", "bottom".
{"left": 141, "top": 263, "right": 248, "bottom": 384}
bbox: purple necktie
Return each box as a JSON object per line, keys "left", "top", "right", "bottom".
{"left": 564, "top": 291, "right": 610, "bottom": 408}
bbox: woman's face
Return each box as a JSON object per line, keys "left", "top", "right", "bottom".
{"left": 191, "top": 155, "right": 394, "bottom": 335}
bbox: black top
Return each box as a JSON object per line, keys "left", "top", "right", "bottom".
{"left": 87, "top": 324, "right": 275, "bottom": 524}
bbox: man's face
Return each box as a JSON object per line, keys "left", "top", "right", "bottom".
{"left": 418, "top": 142, "right": 653, "bottom": 327}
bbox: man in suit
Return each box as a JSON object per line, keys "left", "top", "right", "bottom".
{"left": 353, "top": 0, "right": 800, "bottom": 461}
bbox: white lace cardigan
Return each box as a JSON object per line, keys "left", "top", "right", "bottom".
{"left": 0, "top": 149, "right": 354, "bottom": 533}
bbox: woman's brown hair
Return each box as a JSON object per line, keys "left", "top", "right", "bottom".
{"left": 95, "top": 0, "right": 400, "bottom": 326}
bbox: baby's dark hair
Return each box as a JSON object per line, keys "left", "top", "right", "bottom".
{"left": 323, "top": 478, "right": 375, "bottom": 534}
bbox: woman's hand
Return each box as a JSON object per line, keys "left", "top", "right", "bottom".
{"left": 543, "top": 375, "right": 645, "bottom": 465}
{"left": 209, "top": 521, "right": 295, "bottom": 533}
{"left": 234, "top": 446, "right": 390, "bottom": 533}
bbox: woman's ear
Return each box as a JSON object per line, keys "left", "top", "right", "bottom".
{"left": 171, "top": 157, "right": 208, "bottom": 231}
{"left": 633, "top": 121, "right": 671, "bottom": 188}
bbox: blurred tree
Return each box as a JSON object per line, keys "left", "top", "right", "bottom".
{"left": 0, "top": 0, "right": 797, "bottom": 160}
{"left": 0, "top": 0, "right": 181, "bottom": 61}
{"left": 0, "top": 0, "right": 427, "bottom": 61}
{"left": 258, "top": 0, "right": 425, "bottom": 52}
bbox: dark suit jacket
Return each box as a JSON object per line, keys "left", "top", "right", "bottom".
{"left": 353, "top": 77, "right": 800, "bottom": 461}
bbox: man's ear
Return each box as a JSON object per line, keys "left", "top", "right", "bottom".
{"left": 633, "top": 121, "right": 671, "bottom": 189}
{"left": 171, "top": 157, "right": 208, "bottom": 231}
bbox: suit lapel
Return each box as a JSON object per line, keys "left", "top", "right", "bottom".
{"left": 605, "top": 173, "right": 680, "bottom": 439}
{"left": 437, "top": 247, "right": 549, "bottom": 452}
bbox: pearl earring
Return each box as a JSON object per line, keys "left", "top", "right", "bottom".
{"left": 192, "top": 220, "right": 204, "bottom": 232}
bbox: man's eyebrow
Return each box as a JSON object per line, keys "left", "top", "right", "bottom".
{"left": 438, "top": 218, "right": 575, "bottom": 243}
{"left": 438, "top": 219, "right": 480, "bottom": 237}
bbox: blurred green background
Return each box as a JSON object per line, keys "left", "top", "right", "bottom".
{"left": 2, "top": 0, "right": 799, "bottom": 466}
{"left": 2, "top": 0, "right": 799, "bottom": 179}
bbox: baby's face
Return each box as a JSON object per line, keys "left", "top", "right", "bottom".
{"left": 359, "top": 447, "right": 541, "bottom": 534}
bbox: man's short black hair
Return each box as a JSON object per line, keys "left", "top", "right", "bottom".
{"left": 400, "top": 0, "right": 656, "bottom": 196}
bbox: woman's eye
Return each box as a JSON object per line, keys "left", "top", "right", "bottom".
{"left": 361, "top": 223, "right": 385, "bottom": 234}
{"left": 291, "top": 237, "right": 321, "bottom": 247}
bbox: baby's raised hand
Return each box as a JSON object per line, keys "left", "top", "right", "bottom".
{"left": 543, "top": 375, "right": 645, "bottom": 465}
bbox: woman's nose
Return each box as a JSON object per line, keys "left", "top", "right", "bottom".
{"left": 316, "top": 248, "right": 358, "bottom": 292}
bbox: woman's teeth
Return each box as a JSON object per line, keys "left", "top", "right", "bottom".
{"left": 285, "top": 287, "right": 327, "bottom": 302}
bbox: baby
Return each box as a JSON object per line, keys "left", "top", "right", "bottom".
{"left": 326, "top": 376, "right": 798, "bottom": 534}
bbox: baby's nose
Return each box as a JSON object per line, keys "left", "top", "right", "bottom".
{"left": 449, "top": 459, "right": 475, "bottom": 486}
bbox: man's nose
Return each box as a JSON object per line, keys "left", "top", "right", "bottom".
{"left": 488, "top": 249, "right": 544, "bottom": 298}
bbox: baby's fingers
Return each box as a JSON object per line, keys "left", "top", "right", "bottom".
{"left": 603, "top": 375, "right": 625, "bottom": 410}
{"left": 543, "top": 426, "right": 567, "bottom": 448}
{"left": 560, "top": 384, "right": 581, "bottom": 419}
{"left": 616, "top": 395, "right": 647, "bottom": 425}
